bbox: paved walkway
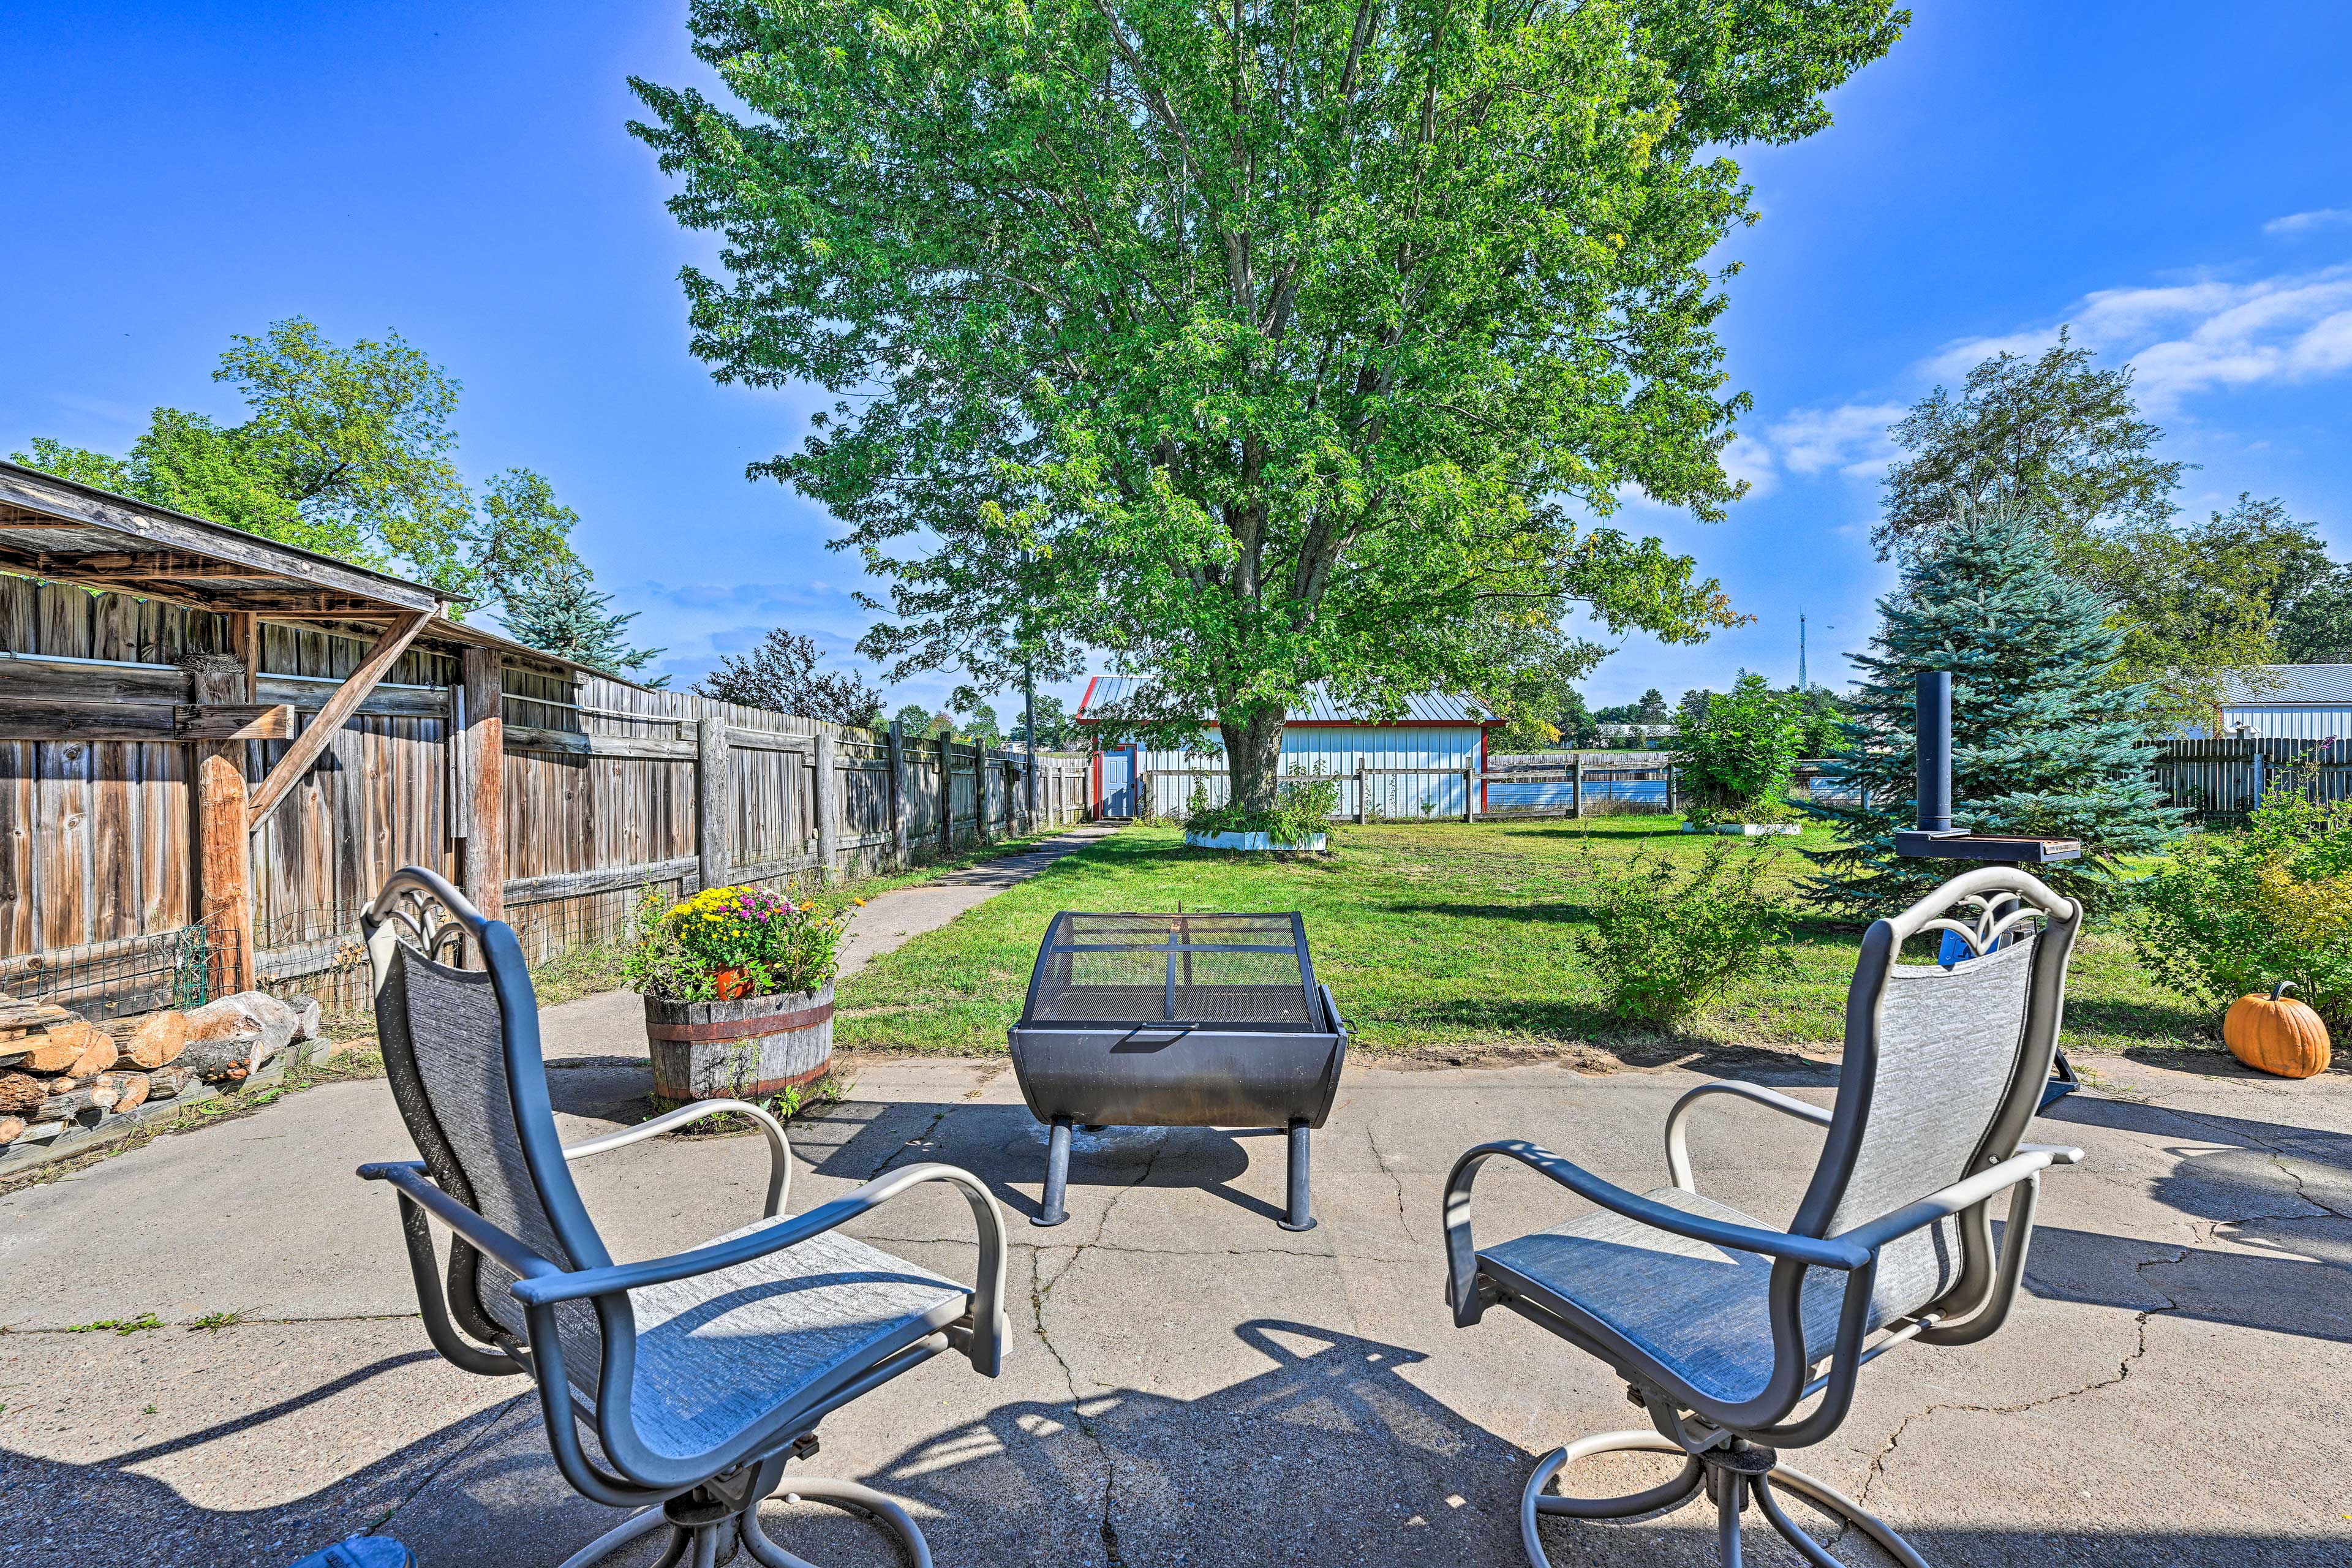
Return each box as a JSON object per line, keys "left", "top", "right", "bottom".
{"left": 2, "top": 1034, "right": 2345, "bottom": 1567}
{"left": 538, "top": 823, "right": 1118, "bottom": 1068}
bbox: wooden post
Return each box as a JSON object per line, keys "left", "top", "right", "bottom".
{"left": 183, "top": 655, "right": 254, "bottom": 993}
{"left": 976, "top": 744, "right": 993, "bottom": 843}
{"left": 939, "top": 733, "right": 954, "bottom": 853}
{"left": 459, "top": 648, "right": 505, "bottom": 922}
{"left": 1354, "top": 761, "right": 1366, "bottom": 824}
{"left": 697, "top": 715, "right": 730, "bottom": 892}
{"left": 1570, "top": 753, "right": 1582, "bottom": 820}
{"left": 887, "top": 720, "right": 911, "bottom": 868}
{"left": 1463, "top": 765, "right": 1474, "bottom": 823}
{"left": 815, "top": 731, "right": 840, "bottom": 881}
{"left": 1665, "top": 761, "right": 1677, "bottom": 816}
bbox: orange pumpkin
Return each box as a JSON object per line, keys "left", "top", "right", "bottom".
{"left": 2223, "top": 981, "right": 2332, "bottom": 1079}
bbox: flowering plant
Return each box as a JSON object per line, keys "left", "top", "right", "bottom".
{"left": 622, "top": 883, "right": 846, "bottom": 1002}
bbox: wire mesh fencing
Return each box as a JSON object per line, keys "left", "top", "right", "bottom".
{"left": 0, "top": 924, "right": 233, "bottom": 1019}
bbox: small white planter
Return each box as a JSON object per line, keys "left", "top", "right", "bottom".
{"left": 1682, "top": 821, "right": 1802, "bottom": 837}
{"left": 1184, "top": 829, "right": 1329, "bottom": 852}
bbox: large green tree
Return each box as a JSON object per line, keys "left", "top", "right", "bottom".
{"left": 1808, "top": 505, "right": 2180, "bottom": 911}
{"left": 630, "top": 0, "right": 1905, "bottom": 808}
{"left": 12, "top": 318, "right": 578, "bottom": 611}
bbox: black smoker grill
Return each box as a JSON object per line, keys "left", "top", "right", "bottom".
{"left": 1008, "top": 912, "right": 1349, "bottom": 1231}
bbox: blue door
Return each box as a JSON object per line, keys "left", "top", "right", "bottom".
{"left": 1099, "top": 747, "right": 1135, "bottom": 817}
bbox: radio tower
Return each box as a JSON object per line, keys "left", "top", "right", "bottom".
{"left": 1798, "top": 612, "right": 1808, "bottom": 693}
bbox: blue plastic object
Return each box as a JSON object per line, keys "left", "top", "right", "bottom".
{"left": 287, "top": 1537, "right": 417, "bottom": 1568}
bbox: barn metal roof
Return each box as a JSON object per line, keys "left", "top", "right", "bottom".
{"left": 1076, "top": 676, "right": 1498, "bottom": 726}
{"left": 2221, "top": 665, "right": 2352, "bottom": 706}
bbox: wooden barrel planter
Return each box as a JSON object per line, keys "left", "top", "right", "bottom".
{"left": 644, "top": 982, "right": 834, "bottom": 1104}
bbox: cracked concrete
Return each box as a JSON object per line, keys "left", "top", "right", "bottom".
{"left": 2, "top": 1035, "right": 2347, "bottom": 1565}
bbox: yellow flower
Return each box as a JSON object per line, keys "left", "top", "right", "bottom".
{"left": 853, "top": 897, "right": 867, "bottom": 907}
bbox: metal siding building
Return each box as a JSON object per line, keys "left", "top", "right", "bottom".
{"left": 2182, "top": 666, "right": 2352, "bottom": 742}
{"left": 1076, "top": 677, "right": 1498, "bottom": 819}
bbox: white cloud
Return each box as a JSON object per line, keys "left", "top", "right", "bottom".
{"left": 2264, "top": 208, "right": 2352, "bottom": 236}
{"left": 1719, "top": 434, "right": 1779, "bottom": 498}
{"left": 1765, "top": 402, "right": 1907, "bottom": 479}
{"left": 1907, "top": 265, "right": 2352, "bottom": 414}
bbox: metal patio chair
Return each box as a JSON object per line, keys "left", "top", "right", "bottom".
{"left": 355, "top": 867, "right": 1009, "bottom": 1568}
{"left": 1443, "top": 867, "right": 2086, "bottom": 1567}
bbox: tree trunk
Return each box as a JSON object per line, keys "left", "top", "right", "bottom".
{"left": 1220, "top": 707, "right": 1287, "bottom": 815}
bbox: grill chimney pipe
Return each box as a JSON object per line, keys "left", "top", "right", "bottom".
{"left": 1917, "top": 670, "right": 1954, "bottom": 835}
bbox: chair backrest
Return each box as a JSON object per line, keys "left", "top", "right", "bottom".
{"left": 363, "top": 869, "right": 614, "bottom": 1395}
{"left": 1793, "top": 867, "right": 2081, "bottom": 1321}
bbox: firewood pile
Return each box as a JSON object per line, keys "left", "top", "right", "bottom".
{"left": 0, "top": 989, "right": 322, "bottom": 1153}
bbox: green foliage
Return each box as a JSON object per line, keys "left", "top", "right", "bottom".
{"left": 622, "top": 884, "right": 846, "bottom": 1001}
{"left": 1670, "top": 671, "right": 1803, "bottom": 817}
{"left": 1807, "top": 505, "right": 2181, "bottom": 912}
{"left": 2127, "top": 792, "right": 2352, "bottom": 1028}
{"left": 2274, "top": 554, "right": 2352, "bottom": 665}
{"left": 1877, "top": 333, "right": 2348, "bottom": 720}
{"left": 1009, "top": 693, "right": 1078, "bottom": 750}
{"left": 11, "top": 317, "right": 578, "bottom": 609}
{"left": 695, "top": 628, "right": 884, "bottom": 724}
{"left": 501, "top": 560, "right": 666, "bottom": 680}
{"left": 66, "top": 1313, "right": 167, "bottom": 1336}
{"left": 630, "top": 0, "right": 1904, "bottom": 808}
{"left": 1879, "top": 329, "right": 2184, "bottom": 558}
{"left": 891, "top": 702, "right": 935, "bottom": 736}
{"left": 1576, "top": 839, "right": 1792, "bottom": 1023}
{"left": 1186, "top": 772, "right": 1341, "bottom": 845}
{"left": 1792, "top": 686, "right": 1849, "bottom": 756}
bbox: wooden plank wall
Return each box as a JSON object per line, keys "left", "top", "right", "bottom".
{"left": 1, "top": 577, "right": 1091, "bottom": 995}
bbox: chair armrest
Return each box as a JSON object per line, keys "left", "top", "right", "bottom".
{"left": 1444, "top": 1140, "right": 1868, "bottom": 1325}
{"left": 1664, "top": 1080, "right": 1833, "bottom": 1191}
{"left": 562, "top": 1099, "right": 791, "bottom": 1218}
{"left": 359, "top": 1161, "right": 565, "bottom": 1283}
{"left": 1835, "top": 1146, "right": 2079, "bottom": 1255}
{"left": 511, "top": 1161, "right": 1012, "bottom": 1376}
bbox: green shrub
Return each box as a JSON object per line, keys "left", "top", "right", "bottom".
{"left": 1670, "top": 672, "right": 1804, "bottom": 821}
{"left": 1577, "top": 839, "right": 1793, "bottom": 1023}
{"left": 1186, "top": 771, "right": 1341, "bottom": 845}
{"left": 2126, "top": 791, "right": 2352, "bottom": 1027}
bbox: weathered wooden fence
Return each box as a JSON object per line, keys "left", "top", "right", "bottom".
{"left": 0, "top": 576, "right": 1088, "bottom": 1013}
{"left": 2152, "top": 736, "right": 2352, "bottom": 824}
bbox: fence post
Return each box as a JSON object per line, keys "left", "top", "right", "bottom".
{"left": 888, "top": 720, "right": 911, "bottom": 869}
{"left": 1463, "top": 764, "right": 1474, "bottom": 823}
{"left": 183, "top": 654, "right": 255, "bottom": 994}
{"left": 976, "top": 743, "right": 992, "bottom": 843}
{"left": 1570, "top": 753, "right": 1582, "bottom": 820}
{"left": 940, "top": 733, "right": 955, "bottom": 853}
{"left": 815, "top": 730, "right": 840, "bottom": 881}
{"left": 459, "top": 648, "right": 506, "bottom": 924}
{"left": 1354, "top": 762, "right": 1366, "bottom": 824}
{"left": 1665, "top": 761, "right": 1677, "bottom": 815}
{"left": 697, "top": 715, "right": 729, "bottom": 891}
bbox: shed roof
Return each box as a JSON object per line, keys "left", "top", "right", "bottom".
{"left": 0, "top": 458, "right": 621, "bottom": 682}
{"left": 1076, "top": 675, "right": 1499, "bottom": 726}
{"left": 2221, "top": 665, "right": 2352, "bottom": 706}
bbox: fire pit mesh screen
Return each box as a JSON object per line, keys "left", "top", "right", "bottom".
{"left": 1022, "top": 912, "right": 1320, "bottom": 1030}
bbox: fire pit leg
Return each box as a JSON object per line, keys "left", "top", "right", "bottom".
{"left": 1278, "top": 1119, "right": 1316, "bottom": 1232}
{"left": 1036, "top": 1115, "right": 1074, "bottom": 1227}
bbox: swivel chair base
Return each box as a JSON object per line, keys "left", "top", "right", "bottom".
{"left": 558, "top": 1477, "right": 931, "bottom": 1568}
{"left": 1522, "top": 1430, "right": 1928, "bottom": 1568}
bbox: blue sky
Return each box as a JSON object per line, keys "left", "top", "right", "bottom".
{"left": 4, "top": 1, "right": 2348, "bottom": 714}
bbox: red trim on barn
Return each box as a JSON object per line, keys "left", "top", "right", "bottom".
{"left": 1479, "top": 728, "right": 1490, "bottom": 813}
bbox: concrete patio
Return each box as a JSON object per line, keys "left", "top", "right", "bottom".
{"left": 2, "top": 992, "right": 2346, "bottom": 1567}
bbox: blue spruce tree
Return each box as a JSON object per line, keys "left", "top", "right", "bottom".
{"left": 500, "top": 561, "right": 666, "bottom": 683}
{"left": 1808, "top": 505, "right": 2180, "bottom": 911}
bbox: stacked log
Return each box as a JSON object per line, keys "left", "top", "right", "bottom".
{"left": 1, "top": 989, "right": 322, "bottom": 1154}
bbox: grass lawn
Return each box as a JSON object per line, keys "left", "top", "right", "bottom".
{"left": 833, "top": 818, "right": 2217, "bottom": 1071}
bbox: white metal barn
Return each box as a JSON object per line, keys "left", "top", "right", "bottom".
{"left": 2185, "top": 666, "right": 2352, "bottom": 742}
{"left": 1076, "top": 676, "right": 1502, "bottom": 820}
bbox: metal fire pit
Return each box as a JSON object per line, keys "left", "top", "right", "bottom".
{"left": 1008, "top": 912, "right": 1349, "bottom": 1231}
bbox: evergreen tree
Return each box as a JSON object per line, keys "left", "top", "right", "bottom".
{"left": 1808, "top": 507, "right": 2180, "bottom": 912}
{"left": 501, "top": 561, "right": 666, "bottom": 682}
